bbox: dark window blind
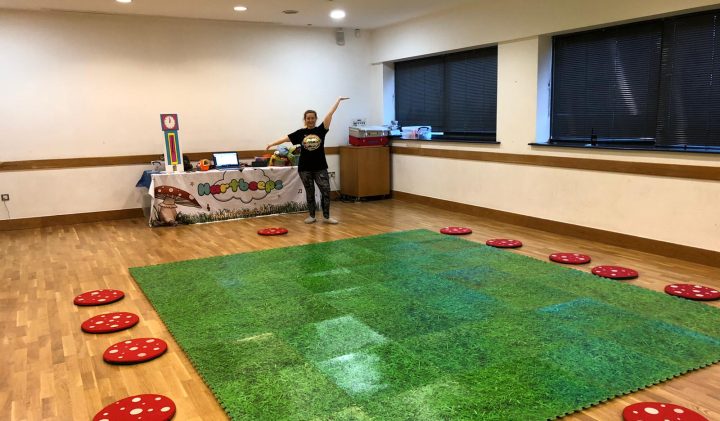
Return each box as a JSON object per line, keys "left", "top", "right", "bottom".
{"left": 395, "top": 47, "right": 497, "bottom": 135}
{"left": 395, "top": 56, "right": 444, "bottom": 130}
{"left": 551, "top": 22, "right": 662, "bottom": 142}
{"left": 656, "top": 13, "right": 720, "bottom": 148}
{"left": 445, "top": 48, "right": 498, "bottom": 133}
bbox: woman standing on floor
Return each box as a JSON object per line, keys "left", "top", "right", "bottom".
{"left": 267, "top": 96, "right": 349, "bottom": 224}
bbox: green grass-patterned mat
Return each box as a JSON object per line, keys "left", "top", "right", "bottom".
{"left": 130, "top": 229, "right": 720, "bottom": 420}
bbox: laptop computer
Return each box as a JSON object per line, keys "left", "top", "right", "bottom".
{"left": 212, "top": 152, "right": 241, "bottom": 170}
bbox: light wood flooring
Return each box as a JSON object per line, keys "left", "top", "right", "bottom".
{"left": 2, "top": 199, "right": 719, "bottom": 420}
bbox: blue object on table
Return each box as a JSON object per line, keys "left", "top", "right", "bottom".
{"left": 136, "top": 170, "right": 160, "bottom": 189}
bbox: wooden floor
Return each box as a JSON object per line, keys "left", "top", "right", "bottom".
{"left": 2, "top": 198, "right": 719, "bottom": 421}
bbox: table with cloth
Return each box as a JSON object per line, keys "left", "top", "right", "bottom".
{"left": 146, "top": 166, "right": 309, "bottom": 226}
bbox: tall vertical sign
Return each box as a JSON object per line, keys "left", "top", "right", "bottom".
{"left": 160, "top": 114, "right": 183, "bottom": 173}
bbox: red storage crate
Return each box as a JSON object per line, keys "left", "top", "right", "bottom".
{"left": 349, "top": 135, "right": 389, "bottom": 146}
{"left": 348, "top": 126, "right": 389, "bottom": 147}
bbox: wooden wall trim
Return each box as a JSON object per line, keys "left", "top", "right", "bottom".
{"left": 0, "top": 208, "right": 144, "bottom": 231}
{"left": 0, "top": 148, "right": 340, "bottom": 172}
{"left": 393, "top": 190, "right": 720, "bottom": 268}
{"left": 0, "top": 155, "right": 162, "bottom": 171}
{"left": 391, "top": 146, "right": 720, "bottom": 181}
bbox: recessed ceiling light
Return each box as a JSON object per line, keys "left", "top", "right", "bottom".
{"left": 233, "top": 6, "right": 247, "bottom": 12}
{"left": 330, "top": 9, "right": 346, "bottom": 20}
{"left": 116, "top": 0, "right": 132, "bottom": 3}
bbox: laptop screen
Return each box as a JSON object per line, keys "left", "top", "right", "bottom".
{"left": 212, "top": 152, "right": 239, "bottom": 168}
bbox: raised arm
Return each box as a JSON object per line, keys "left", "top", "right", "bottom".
{"left": 266, "top": 136, "right": 291, "bottom": 150}
{"left": 323, "top": 96, "right": 350, "bottom": 129}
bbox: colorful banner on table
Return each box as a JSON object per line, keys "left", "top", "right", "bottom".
{"left": 148, "top": 166, "right": 313, "bottom": 226}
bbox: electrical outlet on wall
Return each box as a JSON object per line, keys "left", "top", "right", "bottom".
{"left": 328, "top": 171, "right": 336, "bottom": 178}
{"left": 0, "top": 194, "right": 9, "bottom": 201}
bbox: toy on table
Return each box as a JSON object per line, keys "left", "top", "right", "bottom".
{"left": 269, "top": 144, "right": 300, "bottom": 166}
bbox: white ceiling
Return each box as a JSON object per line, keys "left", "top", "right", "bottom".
{"left": 0, "top": 0, "right": 476, "bottom": 29}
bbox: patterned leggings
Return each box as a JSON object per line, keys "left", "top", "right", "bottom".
{"left": 299, "top": 169, "right": 331, "bottom": 218}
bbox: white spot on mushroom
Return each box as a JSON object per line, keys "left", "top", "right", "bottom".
{"left": 146, "top": 339, "right": 155, "bottom": 343}
{"left": 137, "top": 353, "right": 147, "bottom": 357}
{"left": 130, "top": 408, "right": 143, "bottom": 415}
{"left": 644, "top": 407, "right": 660, "bottom": 415}
{"left": 673, "top": 408, "right": 684, "bottom": 414}
{"left": 129, "top": 347, "right": 139, "bottom": 351}
{"left": 132, "top": 397, "right": 141, "bottom": 403}
{"left": 109, "top": 349, "right": 119, "bottom": 354}
{"left": 160, "top": 406, "right": 170, "bottom": 412}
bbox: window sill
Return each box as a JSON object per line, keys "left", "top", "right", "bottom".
{"left": 529, "top": 142, "right": 720, "bottom": 155}
{"left": 392, "top": 137, "right": 499, "bottom": 145}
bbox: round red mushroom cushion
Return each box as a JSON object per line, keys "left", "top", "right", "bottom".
{"left": 103, "top": 338, "right": 168, "bottom": 364}
{"left": 257, "top": 227, "right": 289, "bottom": 236}
{"left": 591, "top": 265, "right": 639, "bottom": 280}
{"left": 93, "top": 394, "right": 176, "bottom": 421}
{"left": 74, "top": 289, "right": 125, "bottom": 306}
{"left": 81, "top": 312, "right": 140, "bottom": 333}
{"left": 486, "top": 239, "right": 523, "bottom": 248}
{"left": 664, "top": 284, "right": 720, "bottom": 301}
{"left": 549, "top": 253, "right": 591, "bottom": 265}
{"left": 623, "top": 401, "right": 708, "bottom": 421}
{"left": 439, "top": 227, "right": 472, "bottom": 235}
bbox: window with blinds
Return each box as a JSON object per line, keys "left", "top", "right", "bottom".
{"left": 551, "top": 9, "right": 720, "bottom": 152}
{"left": 395, "top": 47, "right": 497, "bottom": 140}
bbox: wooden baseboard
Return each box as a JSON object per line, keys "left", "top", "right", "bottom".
{"left": 0, "top": 208, "right": 144, "bottom": 231}
{"left": 392, "top": 190, "right": 720, "bottom": 268}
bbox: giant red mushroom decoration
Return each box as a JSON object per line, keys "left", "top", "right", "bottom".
{"left": 154, "top": 185, "right": 202, "bottom": 225}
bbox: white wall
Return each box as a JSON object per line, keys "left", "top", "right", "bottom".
{"left": 370, "top": 0, "right": 720, "bottom": 63}
{"left": 0, "top": 10, "right": 371, "bottom": 219}
{"left": 373, "top": 1, "right": 720, "bottom": 251}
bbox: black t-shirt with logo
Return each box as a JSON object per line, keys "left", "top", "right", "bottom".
{"left": 288, "top": 123, "right": 329, "bottom": 171}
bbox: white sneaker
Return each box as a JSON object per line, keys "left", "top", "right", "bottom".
{"left": 304, "top": 216, "right": 316, "bottom": 224}
{"left": 323, "top": 217, "right": 339, "bottom": 224}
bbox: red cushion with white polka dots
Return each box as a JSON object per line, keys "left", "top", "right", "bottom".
{"left": 103, "top": 338, "right": 168, "bottom": 364}
{"left": 74, "top": 289, "right": 125, "bottom": 306}
{"left": 549, "top": 252, "right": 591, "bottom": 265}
{"left": 623, "top": 401, "right": 708, "bottom": 421}
{"left": 486, "top": 239, "right": 523, "bottom": 248}
{"left": 257, "top": 227, "right": 289, "bottom": 236}
{"left": 440, "top": 227, "right": 472, "bottom": 235}
{"left": 93, "top": 394, "right": 176, "bottom": 421}
{"left": 81, "top": 312, "right": 140, "bottom": 333}
{"left": 664, "top": 284, "right": 720, "bottom": 301}
{"left": 591, "top": 266, "right": 639, "bottom": 280}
